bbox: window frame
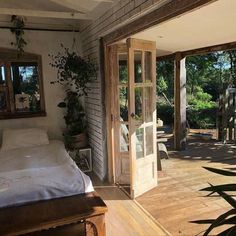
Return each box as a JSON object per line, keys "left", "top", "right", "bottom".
{"left": 0, "top": 48, "right": 46, "bottom": 119}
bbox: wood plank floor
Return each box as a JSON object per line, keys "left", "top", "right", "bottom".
{"left": 93, "top": 183, "right": 170, "bottom": 236}
{"left": 137, "top": 138, "right": 236, "bottom": 236}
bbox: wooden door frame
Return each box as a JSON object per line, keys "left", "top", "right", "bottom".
{"left": 101, "top": 0, "right": 217, "bottom": 182}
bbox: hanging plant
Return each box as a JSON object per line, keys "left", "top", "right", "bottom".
{"left": 49, "top": 44, "right": 97, "bottom": 149}
{"left": 49, "top": 44, "right": 96, "bottom": 97}
{"left": 10, "top": 15, "right": 27, "bottom": 57}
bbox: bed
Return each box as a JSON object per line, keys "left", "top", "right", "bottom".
{"left": 0, "top": 128, "right": 107, "bottom": 236}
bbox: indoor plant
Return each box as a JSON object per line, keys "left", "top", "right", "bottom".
{"left": 50, "top": 44, "right": 96, "bottom": 149}
{"left": 10, "top": 15, "right": 27, "bottom": 57}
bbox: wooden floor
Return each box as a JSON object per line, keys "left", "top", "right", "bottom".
{"left": 91, "top": 177, "right": 170, "bottom": 236}
{"left": 137, "top": 138, "right": 236, "bottom": 235}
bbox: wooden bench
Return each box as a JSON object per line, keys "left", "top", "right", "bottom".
{"left": 0, "top": 191, "right": 107, "bottom": 236}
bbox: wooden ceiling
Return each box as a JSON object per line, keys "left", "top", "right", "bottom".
{"left": 0, "top": 0, "right": 118, "bottom": 30}
{"left": 130, "top": 0, "right": 236, "bottom": 56}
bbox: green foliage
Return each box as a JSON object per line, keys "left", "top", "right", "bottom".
{"left": 157, "top": 59, "right": 174, "bottom": 98}
{"left": 188, "top": 87, "right": 216, "bottom": 110}
{"left": 156, "top": 51, "right": 236, "bottom": 128}
{"left": 186, "top": 87, "right": 217, "bottom": 128}
{"left": 119, "top": 64, "right": 128, "bottom": 83}
{"left": 157, "top": 102, "right": 174, "bottom": 125}
{"left": 10, "top": 15, "right": 27, "bottom": 57}
{"left": 58, "top": 91, "right": 87, "bottom": 149}
{"left": 158, "top": 76, "right": 168, "bottom": 94}
{"left": 187, "top": 107, "right": 217, "bottom": 129}
{"left": 50, "top": 45, "right": 96, "bottom": 148}
{"left": 192, "top": 167, "right": 236, "bottom": 235}
{"left": 49, "top": 44, "right": 96, "bottom": 97}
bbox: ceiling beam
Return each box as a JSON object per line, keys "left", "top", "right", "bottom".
{"left": 103, "top": 0, "right": 218, "bottom": 45}
{"left": 157, "top": 41, "right": 236, "bottom": 60}
{"left": 49, "top": 0, "right": 88, "bottom": 13}
{"left": 0, "top": 8, "right": 91, "bottom": 20}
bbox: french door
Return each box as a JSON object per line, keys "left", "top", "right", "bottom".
{"left": 106, "top": 38, "right": 157, "bottom": 198}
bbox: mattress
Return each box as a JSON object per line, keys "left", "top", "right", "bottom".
{"left": 0, "top": 140, "right": 94, "bottom": 208}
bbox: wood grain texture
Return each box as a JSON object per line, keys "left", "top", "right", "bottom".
{"left": 174, "top": 53, "right": 187, "bottom": 150}
{"left": 137, "top": 138, "right": 236, "bottom": 235}
{"left": 103, "top": 0, "right": 217, "bottom": 45}
{"left": 94, "top": 184, "right": 170, "bottom": 236}
{"left": 0, "top": 191, "right": 107, "bottom": 236}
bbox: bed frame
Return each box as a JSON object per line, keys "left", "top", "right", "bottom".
{"left": 0, "top": 191, "right": 107, "bottom": 236}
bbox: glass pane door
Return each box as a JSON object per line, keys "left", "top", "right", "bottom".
{"left": 128, "top": 38, "right": 157, "bottom": 199}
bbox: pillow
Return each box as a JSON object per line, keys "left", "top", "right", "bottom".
{"left": 1, "top": 128, "right": 49, "bottom": 151}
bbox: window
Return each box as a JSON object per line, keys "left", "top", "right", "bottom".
{"left": 0, "top": 49, "right": 45, "bottom": 119}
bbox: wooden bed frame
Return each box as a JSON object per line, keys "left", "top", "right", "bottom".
{"left": 0, "top": 191, "right": 107, "bottom": 236}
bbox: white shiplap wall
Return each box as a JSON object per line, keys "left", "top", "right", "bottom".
{"left": 80, "top": 0, "right": 169, "bottom": 180}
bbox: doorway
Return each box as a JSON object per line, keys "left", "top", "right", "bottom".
{"left": 105, "top": 38, "right": 157, "bottom": 198}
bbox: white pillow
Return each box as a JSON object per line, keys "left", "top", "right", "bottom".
{"left": 1, "top": 128, "right": 49, "bottom": 151}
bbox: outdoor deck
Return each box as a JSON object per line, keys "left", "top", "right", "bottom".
{"left": 137, "top": 137, "right": 236, "bottom": 235}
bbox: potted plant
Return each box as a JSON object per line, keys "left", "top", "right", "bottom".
{"left": 50, "top": 45, "right": 96, "bottom": 149}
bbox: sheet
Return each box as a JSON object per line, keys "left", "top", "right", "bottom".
{"left": 0, "top": 140, "right": 94, "bottom": 208}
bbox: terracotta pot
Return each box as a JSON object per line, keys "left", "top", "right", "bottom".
{"left": 72, "top": 132, "right": 88, "bottom": 148}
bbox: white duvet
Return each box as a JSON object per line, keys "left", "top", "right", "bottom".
{"left": 0, "top": 140, "right": 94, "bottom": 208}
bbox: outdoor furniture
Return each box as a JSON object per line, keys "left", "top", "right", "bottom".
{"left": 157, "top": 142, "right": 169, "bottom": 171}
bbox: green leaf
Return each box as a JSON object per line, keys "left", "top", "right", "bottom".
{"left": 203, "top": 167, "right": 236, "bottom": 176}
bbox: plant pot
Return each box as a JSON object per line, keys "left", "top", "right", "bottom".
{"left": 72, "top": 132, "right": 88, "bottom": 148}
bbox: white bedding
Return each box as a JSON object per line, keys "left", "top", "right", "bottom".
{"left": 0, "top": 140, "right": 94, "bottom": 208}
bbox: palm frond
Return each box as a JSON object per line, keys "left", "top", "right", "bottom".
{"left": 203, "top": 209, "right": 236, "bottom": 236}
{"left": 203, "top": 167, "right": 236, "bottom": 176}
{"left": 201, "top": 184, "right": 236, "bottom": 192}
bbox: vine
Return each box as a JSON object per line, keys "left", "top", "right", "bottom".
{"left": 10, "top": 15, "right": 27, "bottom": 57}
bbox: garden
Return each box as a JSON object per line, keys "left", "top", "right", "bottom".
{"left": 157, "top": 50, "right": 236, "bottom": 129}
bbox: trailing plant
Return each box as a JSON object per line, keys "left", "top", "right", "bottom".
{"left": 49, "top": 45, "right": 96, "bottom": 148}
{"left": 191, "top": 167, "right": 236, "bottom": 235}
{"left": 49, "top": 44, "right": 96, "bottom": 97}
{"left": 10, "top": 15, "right": 27, "bottom": 57}
{"left": 58, "top": 91, "right": 87, "bottom": 149}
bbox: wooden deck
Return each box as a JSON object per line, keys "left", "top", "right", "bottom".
{"left": 95, "top": 186, "right": 169, "bottom": 236}
{"left": 90, "top": 174, "right": 170, "bottom": 236}
{"left": 137, "top": 138, "right": 236, "bottom": 235}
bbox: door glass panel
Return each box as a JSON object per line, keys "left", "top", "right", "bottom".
{"left": 119, "top": 53, "right": 128, "bottom": 84}
{"left": 144, "top": 87, "right": 153, "bottom": 122}
{"left": 134, "top": 51, "right": 142, "bottom": 83}
{"left": 0, "top": 65, "right": 6, "bottom": 85}
{"left": 135, "top": 87, "right": 143, "bottom": 120}
{"left": 119, "top": 87, "right": 128, "bottom": 122}
{"left": 136, "top": 127, "right": 144, "bottom": 159}
{"left": 146, "top": 125, "right": 153, "bottom": 155}
{"left": 120, "top": 124, "right": 129, "bottom": 152}
{"left": 144, "top": 51, "right": 152, "bottom": 83}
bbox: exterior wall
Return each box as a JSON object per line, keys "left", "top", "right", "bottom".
{"left": 0, "top": 29, "right": 81, "bottom": 142}
{"left": 80, "top": 0, "right": 170, "bottom": 180}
